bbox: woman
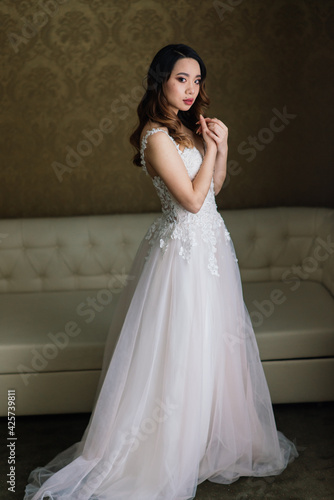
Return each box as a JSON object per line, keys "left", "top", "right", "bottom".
{"left": 24, "top": 43, "right": 298, "bottom": 500}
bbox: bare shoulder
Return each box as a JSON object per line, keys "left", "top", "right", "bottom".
{"left": 140, "top": 123, "right": 177, "bottom": 178}
{"left": 143, "top": 129, "right": 176, "bottom": 160}
{"left": 140, "top": 121, "right": 169, "bottom": 143}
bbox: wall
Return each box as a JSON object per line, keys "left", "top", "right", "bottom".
{"left": 0, "top": 0, "right": 333, "bottom": 218}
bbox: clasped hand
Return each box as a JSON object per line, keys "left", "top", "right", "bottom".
{"left": 196, "top": 115, "right": 228, "bottom": 156}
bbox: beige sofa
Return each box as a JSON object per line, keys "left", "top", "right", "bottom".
{"left": 0, "top": 207, "right": 333, "bottom": 416}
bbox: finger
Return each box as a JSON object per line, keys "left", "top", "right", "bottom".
{"left": 196, "top": 116, "right": 212, "bottom": 126}
{"left": 212, "top": 121, "right": 226, "bottom": 131}
{"left": 208, "top": 123, "right": 223, "bottom": 137}
{"left": 199, "top": 114, "right": 209, "bottom": 133}
{"left": 196, "top": 116, "right": 203, "bottom": 134}
{"left": 197, "top": 115, "right": 205, "bottom": 134}
{"left": 206, "top": 117, "right": 227, "bottom": 130}
{"left": 208, "top": 122, "right": 227, "bottom": 139}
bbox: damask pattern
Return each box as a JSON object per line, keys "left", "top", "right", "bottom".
{"left": 0, "top": 0, "right": 333, "bottom": 218}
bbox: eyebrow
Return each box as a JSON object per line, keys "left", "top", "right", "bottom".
{"left": 176, "top": 72, "right": 201, "bottom": 78}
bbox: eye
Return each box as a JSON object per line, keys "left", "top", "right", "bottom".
{"left": 195, "top": 79, "right": 201, "bottom": 85}
{"left": 177, "top": 77, "right": 186, "bottom": 83}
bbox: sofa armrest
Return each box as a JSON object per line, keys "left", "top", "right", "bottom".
{"left": 320, "top": 209, "right": 334, "bottom": 297}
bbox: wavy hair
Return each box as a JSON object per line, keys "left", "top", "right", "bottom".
{"left": 130, "top": 44, "right": 210, "bottom": 166}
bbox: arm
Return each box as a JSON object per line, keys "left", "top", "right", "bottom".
{"left": 213, "top": 148, "right": 228, "bottom": 196}
{"left": 145, "top": 115, "right": 218, "bottom": 214}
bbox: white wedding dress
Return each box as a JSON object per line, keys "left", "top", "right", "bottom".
{"left": 24, "top": 128, "right": 298, "bottom": 500}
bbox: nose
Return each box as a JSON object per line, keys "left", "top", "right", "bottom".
{"left": 186, "top": 82, "right": 195, "bottom": 95}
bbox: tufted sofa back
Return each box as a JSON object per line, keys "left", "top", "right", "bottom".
{"left": 0, "top": 207, "right": 333, "bottom": 295}
{"left": 223, "top": 207, "right": 334, "bottom": 295}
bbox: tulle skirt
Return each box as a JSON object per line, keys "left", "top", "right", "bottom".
{"left": 24, "top": 219, "right": 298, "bottom": 500}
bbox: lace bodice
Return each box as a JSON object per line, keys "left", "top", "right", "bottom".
{"left": 140, "top": 128, "right": 232, "bottom": 276}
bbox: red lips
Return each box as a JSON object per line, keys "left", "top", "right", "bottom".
{"left": 183, "top": 99, "right": 193, "bottom": 105}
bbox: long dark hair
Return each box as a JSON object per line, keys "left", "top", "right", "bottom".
{"left": 130, "top": 44, "right": 210, "bottom": 166}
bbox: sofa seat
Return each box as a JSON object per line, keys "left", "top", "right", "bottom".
{"left": 243, "top": 280, "right": 334, "bottom": 360}
{"left": 0, "top": 290, "right": 119, "bottom": 375}
{"left": 2, "top": 281, "right": 333, "bottom": 379}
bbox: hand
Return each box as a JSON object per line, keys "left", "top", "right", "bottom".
{"left": 196, "top": 116, "right": 228, "bottom": 155}
{"left": 197, "top": 115, "right": 217, "bottom": 153}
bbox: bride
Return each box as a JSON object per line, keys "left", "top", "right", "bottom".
{"left": 24, "top": 43, "right": 298, "bottom": 500}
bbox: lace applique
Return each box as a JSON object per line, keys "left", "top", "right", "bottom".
{"left": 140, "top": 128, "right": 234, "bottom": 276}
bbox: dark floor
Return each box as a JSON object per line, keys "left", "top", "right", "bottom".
{"left": 0, "top": 402, "right": 333, "bottom": 500}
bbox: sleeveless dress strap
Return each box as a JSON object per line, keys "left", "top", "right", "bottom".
{"left": 140, "top": 128, "right": 180, "bottom": 175}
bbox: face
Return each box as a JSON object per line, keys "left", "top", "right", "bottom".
{"left": 162, "top": 58, "right": 201, "bottom": 115}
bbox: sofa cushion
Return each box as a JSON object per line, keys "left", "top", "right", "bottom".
{"left": 0, "top": 290, "right": 120, "bottom": 378}
{"left": 243, "top": 281, "right": 334, "bottom": 360}
{"left": 1, "top": 281, "right": 333, "bottom": 378}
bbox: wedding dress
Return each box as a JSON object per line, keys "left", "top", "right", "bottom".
{"left": 24, "top": 128, "right": 298, "bottom": 500}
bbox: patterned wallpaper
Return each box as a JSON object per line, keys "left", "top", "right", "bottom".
{"left": 0, "top": 0, "right": 333, "bottom": 218}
